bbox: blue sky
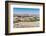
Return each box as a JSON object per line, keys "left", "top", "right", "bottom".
{"left": 13, "top": 8, "right": 40, "bottom": 14}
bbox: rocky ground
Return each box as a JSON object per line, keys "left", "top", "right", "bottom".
{"left": 14, "top": 21, "right": 40, "bottom": 28}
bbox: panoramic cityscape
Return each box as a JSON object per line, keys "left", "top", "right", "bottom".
{"left": 13, "top": 8, "right": 40, "bottom": 28}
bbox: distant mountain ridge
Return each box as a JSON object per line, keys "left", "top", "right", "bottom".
{"left": 14, "top": 13, "right": 39, "bottom": 17}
